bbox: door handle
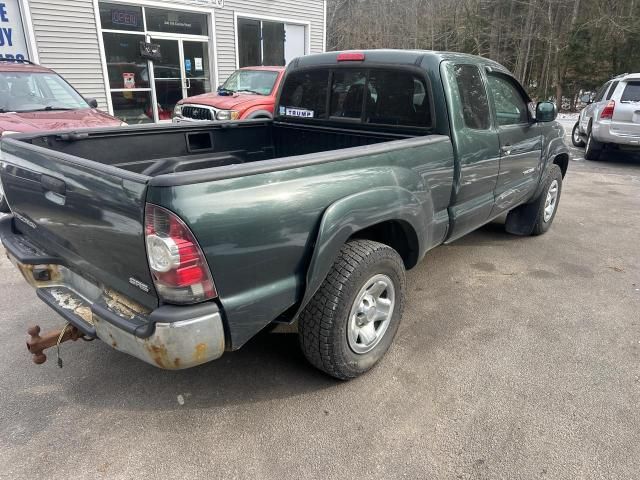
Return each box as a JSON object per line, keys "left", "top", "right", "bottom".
{"left": 41, "top": 175, "right": 66, "bottom": 195}
{"left": 41, "top": 174, "right": 66, "bottom": 205}
{"left": 500, "top": 145, "right": 512, "bottom": 155}
{"left": 185, "top": 78, "right": 191, "bottom": 89}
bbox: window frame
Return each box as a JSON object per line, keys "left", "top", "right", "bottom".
{"left": 605, "top": 81, "right": 619, "bottom": 101}
{"left": 486, "top": 70, "right": 532, "bottom": 128}
{"left": 277, "top": 64, "right": 436, "bottom": 132}
{"left": 234, "top": 13, "right": 310, "bottom": 69}
{"left": 594, "top": 82, "right": 610, "bottom": 103}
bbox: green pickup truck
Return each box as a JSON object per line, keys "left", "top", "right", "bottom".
{"left": 0, "top": 50, "right": 568, "bottom": 379}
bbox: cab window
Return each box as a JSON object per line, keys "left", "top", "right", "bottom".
{"left": 330, "top": 69, "right": 367, "bottom": 119}
{"left": 279, "top": 67, "right": 431, "bottom": 128}
{"left": 487, "top": 74, "right": 529, "bottom": 126}
{"left": 367, "top": 70, "right": 430, "bottom": 127}
{"left": 453, "top": 64, "right": 491, "bottom": 130}
{"left": 278, "top": 69, "right": 329, "bottom": 119}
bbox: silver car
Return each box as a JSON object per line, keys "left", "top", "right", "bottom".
{"left": 572, "top": 73, "right": 640, "bottom": 159}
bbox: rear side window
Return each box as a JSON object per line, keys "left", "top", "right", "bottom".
{"left": 605, "top": 81, "right": 619, "bottom": 100}
{"left": 594, "top": 82, "right": 609, "bottom": 102}
{"left": 453, "top": 64, "right": 490, "bottom": 130}
{"left": 279, "top": 68, "right": 431, "bottom": 128}
{"left": 621, "top": 81, "right": 640, "bottom": 102}
{"left": 279, "top": 70, "right": 329, "bottom": 119}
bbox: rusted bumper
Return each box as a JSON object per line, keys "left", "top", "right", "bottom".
{"left": 1, "top": 217, "right": 225, "bottom": 370}
{"left": 10, "top": 255, "right": 226, "bottom": 369}
{"left": 93, "top": 307, "right": 225, "bottom": 369}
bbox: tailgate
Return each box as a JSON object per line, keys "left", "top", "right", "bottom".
{"left": 0, "top": 137, "right": 157, "bottom": 309}
{"left": 612, "top": 80, "right": 640, "bottom": 137}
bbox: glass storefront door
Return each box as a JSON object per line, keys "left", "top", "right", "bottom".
{"left": 151, "top": 38, "right": 210, "bottom": 120}
{"left": 98, "top": 2, "right": 212, "bottom": 123}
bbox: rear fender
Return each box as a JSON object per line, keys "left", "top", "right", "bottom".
{"left": 296, "top": 187, "right": 433, "bottom": 317}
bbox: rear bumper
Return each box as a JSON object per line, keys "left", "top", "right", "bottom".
{"left": 0, "top": 215, "right": 225, "bottom": 370}
{"left": 592, "top": 122, "right": 640, "bottom": 147}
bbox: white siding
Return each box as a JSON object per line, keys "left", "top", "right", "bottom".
{"left": 26, "top": 0, "right": 325, "bottom": 112}
{"left": 216, "top": 0, "right": 325, "bottom": 82}
{"left": 28, "top": 0, "right": 108, "bottom": 108}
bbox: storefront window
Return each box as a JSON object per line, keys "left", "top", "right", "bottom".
{"left": 110, "top": 91, "right": 153, "bottom": 124}
{"left": 145, "top": 8, "right": 208, "bottom": 35}
{"left": 98, "top": 2, "right": 212, "bottom": 122}
{"left": 99, "top": 3, "right": 143, "bottom": 32}
{"left": 102, "top": 32, "right": 149, "bottom": 89}
{"left": 262, "top": 22, "right": 285, "bottom": 66}
{"left": 237, "top": 18, "right": 305, "bottom": 67}
{"left": 238, "top": 19, "right": 261, "bottom": 67}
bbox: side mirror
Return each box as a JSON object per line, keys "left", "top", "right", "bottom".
{"left": 86, "top": 98, "right": 98, "bottom": 108}
{"left": 579, "top": 94, "right": 591, "bottom": 104}
{"left": 536, "top": 101, "right": 557, "bottom": 122}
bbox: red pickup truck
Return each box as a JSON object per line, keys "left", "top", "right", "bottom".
{"left": 172, "top": 66, "right": 285, "bottom": 123}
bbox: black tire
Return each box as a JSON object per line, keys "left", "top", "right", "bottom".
{"left": 571, "top": 122, "right": 585, "bottom": 147}
{"left": 584, "top": 129, "right": 603, "bottom": 160}
{"left": 505, "top": 164, "right": 563, "bottom": 236}
{"left": 298, "top": 240, "right": 406, "bottom": 380}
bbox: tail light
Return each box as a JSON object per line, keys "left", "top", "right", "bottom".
{"left": 144, "top": 204, "right": 217, "bottom": 304}
{"left": 337, "top": 52, "right": 365, "bottom": 62}
{"left": 600, "top": 100, "right": 615, "bottom": 120}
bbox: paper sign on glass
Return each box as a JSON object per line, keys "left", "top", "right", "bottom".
{"left": 195, "top": 57, "right": 203, "bottom": 70}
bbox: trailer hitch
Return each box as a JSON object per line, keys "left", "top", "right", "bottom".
{"left": 26, "top": 324, "right": 83, "bottom": 366}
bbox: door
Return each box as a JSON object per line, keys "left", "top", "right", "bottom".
{"left": 183, "top": 41, "right": 211, "bottom": 97}
{"left": 486, "top": 72, "right": 543, "bottom": 214}
{"left": 611, "top": 79, "right": 640, "bottom": 137}
{"left": 151, "top": 38, "right": 210, "bottom": 120}
{"left": 445, "top": 63, "right": 501, "bottom": 241}
{"left": 284, "top": 24, "right": 306, "bottom": 64}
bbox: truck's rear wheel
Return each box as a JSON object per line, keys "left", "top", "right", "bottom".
{"left": 298, "top": 240, "right": 405, "bottom": 380}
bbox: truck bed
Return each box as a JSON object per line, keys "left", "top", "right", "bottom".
{"left": 20, "top": 120, "right": 416, "bottom": 178}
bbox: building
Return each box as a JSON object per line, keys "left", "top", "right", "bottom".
{"left": 3, "top": 0, "right": 326, "bottom": 122}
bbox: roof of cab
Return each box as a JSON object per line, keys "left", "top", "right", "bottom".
{"left": 290, "top": 49, "right": 510, "bottom": 74}
{"left": 239, "top": 66, "right": 285, "bottom": 72}
{"left": 0, "top": 60, "right": 54, "bottom": 73}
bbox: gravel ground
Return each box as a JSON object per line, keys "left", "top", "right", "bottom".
{"left": 0, "top": 119, "right": 639, "bottom": 479}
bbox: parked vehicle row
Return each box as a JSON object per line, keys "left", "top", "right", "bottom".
{"left": 572, "top": 72, "right": 640, "bottom": 159}
{"left": 0, "top": 50, "right": 569, "bottom": 379}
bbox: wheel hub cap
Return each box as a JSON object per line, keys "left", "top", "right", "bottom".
{"left": 347, "top": 274, "right": 395, "bottom": 354}
{"left": 543, "top": 179, "right": 559, "bottom": 223}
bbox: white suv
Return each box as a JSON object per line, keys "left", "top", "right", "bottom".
{"left": 572, "top": 73, "right": 640, "bottom": 160}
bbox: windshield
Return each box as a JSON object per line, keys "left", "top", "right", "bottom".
{"left": 221, "top": 70, "right": 279, "bottom": 95}
{"left": 0, "top": 72, "right": 89, "bottom": 113}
